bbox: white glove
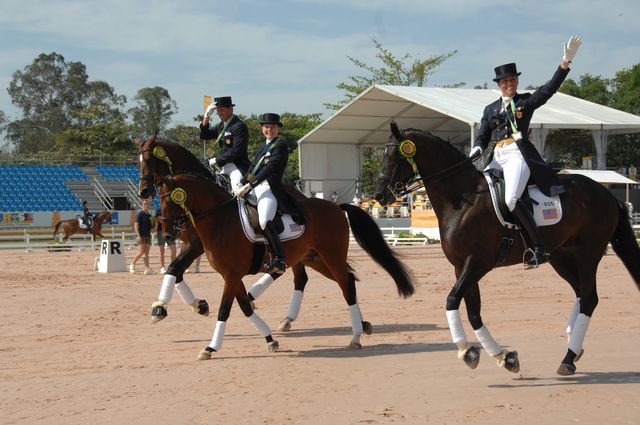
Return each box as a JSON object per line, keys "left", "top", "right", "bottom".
{"left": 563, "top": 35, "right": 582, "bottom": 63}
{"left": 469, "top": 146, "right": 482, "bottom": 158}
{"left": 234, "top": 183, "right": 251, "bottom": 198}
{"left": 208, "top": 157, "right": 217, "bottom": 167}
{"left": 204, "top": 103, "right": 216, "bottom": 118}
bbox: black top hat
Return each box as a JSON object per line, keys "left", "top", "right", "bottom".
{"left": 493, "top": 63, "right": 521, "bottom": 82}
{"left": 259, "top": 113, "right": 283, "bottom": 127}
{"left": 214, "top": 96, "right": 235, "bottom": 107}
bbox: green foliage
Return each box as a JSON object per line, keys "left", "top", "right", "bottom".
{"left": 325, "top": 39, "right": 459, "bottom": 110}
{"left": 128, "top": 86, "right": 178, "bottom": 136}
{"left": 6, "top": 52, "right": 125, "bottom": 154}
{"left": 360, "top": 146, "right": 384, "bottom": 195}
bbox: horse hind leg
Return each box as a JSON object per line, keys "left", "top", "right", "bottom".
{"left": 550, "top": 250, "right": 595, "bottom": 375}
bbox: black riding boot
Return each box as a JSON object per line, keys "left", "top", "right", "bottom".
{"left": 262, "top": 220, "right": 286, "bottom": 274}
{"left": 512, "top": 200, "right": 549, "bottom": 269}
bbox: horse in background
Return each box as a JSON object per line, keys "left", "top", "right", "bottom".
{"left": 53, "top": 210, "right": 113, "bottom": 242}
{"left": 375, "top": 122, "right": 640, "bottom": 376}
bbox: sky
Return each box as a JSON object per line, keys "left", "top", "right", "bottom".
{"left": 1, "top": 0, "right": 639, "bottom": 141}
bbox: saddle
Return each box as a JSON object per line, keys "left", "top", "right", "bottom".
{"left": 484, "top": 170, "right": 562, "bottom": 228}
{"left": 78, "top": 217, "right": 93, "bottom": 229}
{"left": 237, "top": 195, "right": 305, "bottom": 243}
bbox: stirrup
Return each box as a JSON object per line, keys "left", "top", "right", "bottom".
{"left": 267, "top": 258, "right": 286, "bottom": 274}
{"left": 523, "top": 248, "right": 549, "bottom": 270}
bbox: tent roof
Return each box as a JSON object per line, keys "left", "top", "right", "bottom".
{"left": 299, "top": 85, "right": 640, "bottom": 147}
{"left": 558, "top": 169, "right": 638, "bottom": 185}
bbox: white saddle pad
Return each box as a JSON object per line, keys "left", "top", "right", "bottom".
{"left": 484, "top": 172, "right": 562, "bottom": 228}
{"left": 237, "top": 199, "right": 305, "bottom": 243}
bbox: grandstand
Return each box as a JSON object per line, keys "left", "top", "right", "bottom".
{"left": 0, "top": 164, "right": 141, "bottom": 212}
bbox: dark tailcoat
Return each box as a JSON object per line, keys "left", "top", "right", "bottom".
{"left": 474, "top": 66, "right": 570, "bottom": 196}
{"left": 245, "top": 137, "right": 305, "bottom": 223}
{"left": 199, "top": 115, "right": 251, "bottom": 174}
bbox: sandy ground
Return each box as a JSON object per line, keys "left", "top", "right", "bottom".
{"left": 1, "top": 244, "right": 639, "bottom": 425}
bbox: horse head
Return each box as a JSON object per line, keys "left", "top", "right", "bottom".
{"left": 138, "top": 134, "right": 173, "bottom": 199}
{"left": 374, "top": 122, "right": 421, "bottom": 206}
{"left": 375, "top": 123, "right": 478, "bottom": 206}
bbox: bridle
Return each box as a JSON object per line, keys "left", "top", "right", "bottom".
{"left": 380, "top": 130, "right": 481, "bottom": 198}
{"left": 139, "top": 139, "right": 174, "bottom": 195}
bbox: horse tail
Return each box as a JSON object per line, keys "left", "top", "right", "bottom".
{"left": 53, "top": 221, "right": 63, "bottom": 239}
{"left": 610, "top": 201, "right": 640, "bottom": 291}
{"left": 339, "top": 203, "right": 415, "bottom": 297}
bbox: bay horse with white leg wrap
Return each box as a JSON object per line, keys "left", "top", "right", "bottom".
{"left": 136, "top": 135, "right": 355, "bottom": 332}
{"left": 375, "top": 122, "right": 640, "bottom": 376}
{"left": 159, "top": 172, "right": 414, "bottom": 360}
{"left": 53, "top": 210, "right": 113, "bottom": 242}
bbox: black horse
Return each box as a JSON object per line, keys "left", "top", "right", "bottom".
{"left": 375, "top": 123, "right": 640, "bottom": 375}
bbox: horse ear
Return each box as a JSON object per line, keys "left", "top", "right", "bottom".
{"left": 390, "top": 120, "right": 405, "bottom": 141}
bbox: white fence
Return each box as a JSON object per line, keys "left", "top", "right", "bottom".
{"left": 0, "top": 225, "right": 437, "bottom": 252}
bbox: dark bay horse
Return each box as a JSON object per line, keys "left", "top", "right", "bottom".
{"left": 375, "top": 123, "right": 640, "bottom": 375}
{"left": 53, "top": 210, "right": 113, "bottom": 242}
{"left": 136, "top": 135, "right": 356, "bottom": 332}
{"left": 160, "top": 172, "right": 414, "bottom": 359}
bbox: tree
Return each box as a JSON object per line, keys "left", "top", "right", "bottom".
{"left": 325, "top": 39, "right": 459, "bottom": 110}
{"left": 128, "top": 87, "right": 177, "bottom": 136}
{"left": 6, "top": 52, "right": 126, "bottom": 154}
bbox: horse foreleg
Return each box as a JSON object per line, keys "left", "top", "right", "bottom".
{"left": 151, "top": 244, "right": 208, "bottom": 322}
{"left": 236, "top": 283, "right": 279, "bottom": 353}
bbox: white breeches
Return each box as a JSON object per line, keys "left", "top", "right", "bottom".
{"left": 253, "top": 181, "right": 277, "bottom": 230}
{"left": 485, "top": 143, "right": 530, "bottom": 211}
{"left": 222, "top": 163, "right": 243, "bottom": 189}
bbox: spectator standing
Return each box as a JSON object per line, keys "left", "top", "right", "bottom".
{"left": 130, "top": 200, "right": 154, "bottom": 275}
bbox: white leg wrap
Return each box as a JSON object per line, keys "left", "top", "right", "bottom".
{"left": 566, "top": 297, "right": 581, "bottom": 335}
{"left": 208, "top": 321, "right": 226, "bottom": 352}
{"left": 158, "top": 274, "right": 176, "bottom": 304}
{"left": 248, "top": 273, "right": 275, "bottom": 300}
{"left": 446, "top": 310, "right": 468, "bottom": 347}
{"left": 285, "top": 290, "right": 304, "bottom": 320}
{"left": 175, "top": 279, "right": 196, "bottom": 306}
{"left": 474, "top": 325, "right": 503, "bottom": 357}
{"left": 249, "top": 312, "right": 272, "bottom": 337}
{"left": 348, "top": 303, "right": 364, "bottom": 336}
{"left": 568, "top": 313, "right": 591, "bottom": 354}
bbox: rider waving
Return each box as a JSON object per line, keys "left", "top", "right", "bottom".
{"left": 200, "top": 96, "right": 251, "bottom": 190}
{"left": 470, "top": 36, "right": 582, "bottom": 268}
{"left": 234, "top": 113, "right": 304, "bottom": 274}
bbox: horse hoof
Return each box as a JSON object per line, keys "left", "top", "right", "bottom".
{"left": 151, "top": 303, "right": 167, "bottom": 323}
{"left": 197, "top": 299, "right": 209, "bottom": 317}
{"left": 557, "top": 363, "right": 576, "bottom": 376}
{"left": 277, "top": 318, "right": 292, "bottom": 332}
{"left": 198, "top": 347, "right": 214, "bottom": 361}
{"left": 348, "top": 341, "right": 363, "bottom": 350}
{"left": 463, "top": 346, "right": 481, "bottom": 369}
{"left": 268, "top": 340, "right": 279, "bottom": 353}
{"left": 362, "top": 321, "right": 372, "bottom": 335}
{"left": 503, "top": 351, "right": 520, "bottom": 373}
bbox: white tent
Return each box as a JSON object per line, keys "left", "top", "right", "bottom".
{"left": 298, "top": 85, "right": 640, "bottom": 200}
{"left": 559, "top": 169, "right": 638, "bottom": 202}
